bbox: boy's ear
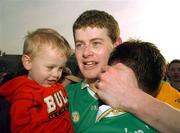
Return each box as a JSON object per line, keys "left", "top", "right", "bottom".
{"left": 22, "top": 54, "right": 32, "bottom": 70}
{"left": 114, "top": 37, "right": 122, "bottom": 48}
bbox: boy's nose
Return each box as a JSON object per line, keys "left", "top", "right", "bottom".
{"left": 52, "top": 70, "right": 60, "bottom": 79}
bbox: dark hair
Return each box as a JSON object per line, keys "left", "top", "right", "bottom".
{"left": 168, "top": 59, "right": 180, "bottom": 68}
{"left": 108, "top": 39, "right": 166, "bottom": 96}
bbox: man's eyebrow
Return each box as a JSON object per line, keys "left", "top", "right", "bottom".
{"left": 75, "top": 40, "right": 84, "bottom": 44}
{"left": 90, "top": 38, "right": 103, "bottom": 42}
{"left": 75, "top": 38, "right": 103, "bottom": 44}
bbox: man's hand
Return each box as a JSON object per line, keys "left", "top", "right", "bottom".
{"left": 96, "top": 63, "right": 141, "bottom": 110}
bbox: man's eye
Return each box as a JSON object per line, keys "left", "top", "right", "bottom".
{"left": 76, "top": 43, "right": 85, "bottom": 49}
{"left": 76, "top": 43, "right": 83, "bottom": 48}
{"left": 92, "top": 41, "right": 101, "bottom": 47}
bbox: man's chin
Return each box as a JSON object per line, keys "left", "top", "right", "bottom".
{"left": 83, "top": 73, "right": 98, "bottom": 80}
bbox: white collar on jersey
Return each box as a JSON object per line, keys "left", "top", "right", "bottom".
{"left": 81, "top": 80, "right": 98, "bottom": 100}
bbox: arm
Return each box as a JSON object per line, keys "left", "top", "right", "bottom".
{"left": 11, "top": 99, "right": 34, "bottom": 132}
{"left": 96, "top": 63, "right": 180, "bottom": 133}
{"left": 10, "top": 92, "right": 43, "bottom": 133}
{"left": 132, "top": 92, "right": 180, "bottom": 133}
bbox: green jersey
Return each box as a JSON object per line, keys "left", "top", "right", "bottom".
{"left": 66, "top": 81, "right": 158, "bottom": 133}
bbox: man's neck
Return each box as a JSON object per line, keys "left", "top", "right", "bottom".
{"left": 85, "top": 78, "right": 98, "bottom": 84}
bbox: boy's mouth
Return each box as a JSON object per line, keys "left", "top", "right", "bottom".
{"left": 47, "top": 80, "right": 56, "bottom": 85}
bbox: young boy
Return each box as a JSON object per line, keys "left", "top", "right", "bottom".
{"left": 0, "top": 28, "right": 74, "bottom": 133}
{"left": 85, "top": 39, "right": 166, "bottom": 132}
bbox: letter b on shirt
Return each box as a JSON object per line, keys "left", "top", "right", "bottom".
{"left": 44, "top": 96, "right": 56, "bottom": 113}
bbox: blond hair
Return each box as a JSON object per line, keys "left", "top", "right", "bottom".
{"left": 23, "top": 28, "right": 71, "bottom": 59}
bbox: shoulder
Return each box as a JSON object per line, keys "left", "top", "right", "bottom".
{"left": 66, "top": 82, "right": 82, "bottom": 93}
{"left": 159, "top": 82, "right": 179, "bottom": 94}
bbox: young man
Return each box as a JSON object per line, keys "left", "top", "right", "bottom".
{"left": 155, "top": 59, "right": 180, "bottom": 110}
{"left": 66, "top": 10, "right": 121, "bottom": 132}
{"left": 66, "top": 9, "right": 180, "bottom": 133}
{"left": 167, "top": 59, "right": 180, "bottom": 91}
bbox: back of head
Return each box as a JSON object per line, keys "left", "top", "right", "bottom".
{"left": 73, "top": 9, "right": 120, "bottom": 43}
{"left": 109, "top": 39, "right": 166, "bottom": 96}
{"left": 23, "top": 28, "right": 71, "bottom": 59}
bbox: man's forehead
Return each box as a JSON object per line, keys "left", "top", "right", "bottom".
{"left": 74, "top": 27, "right": 109, "bottom": 42}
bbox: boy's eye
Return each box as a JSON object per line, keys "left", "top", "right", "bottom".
{"left": 47, "top": 66, "right": 54, "bottom": 70}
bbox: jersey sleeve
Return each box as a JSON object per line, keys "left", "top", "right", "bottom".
{"left": 10, "top": 92, "right": 44, "bottom": 133}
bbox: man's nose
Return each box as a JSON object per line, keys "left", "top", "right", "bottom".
{"left": 82, "top": 45, "right": 93, "bottom": 58}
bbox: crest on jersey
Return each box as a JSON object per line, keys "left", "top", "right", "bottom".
{"left": 72, "top": 111, "right": 80, "bottom": 122}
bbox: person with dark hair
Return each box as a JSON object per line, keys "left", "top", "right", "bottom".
{"left": 167, "top": 59, "right": 180, "bottom": 91}
{"left": 108, "top": 39, "right": 166, "bottom": 96}
{"left": 155, "top": 59, "right": 180, "bottom": 109}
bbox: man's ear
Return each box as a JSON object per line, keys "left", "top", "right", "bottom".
{"left": 114, "top": 37, "right": 122, "bottom": 48}
{"left": 22, "top": 54, "right": 32, "bottom": 70}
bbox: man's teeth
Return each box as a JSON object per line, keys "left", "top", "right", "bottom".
{"left": 85, "top": 62, "right": 95, "bottom": 65}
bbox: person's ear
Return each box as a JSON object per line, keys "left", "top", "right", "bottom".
{"left": 114, "top": 37, "right": 122, "bottom": 48}
{"left": 22, "top": 54, "right": 32, "bottom": 70}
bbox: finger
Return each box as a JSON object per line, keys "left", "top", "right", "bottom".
{"left": 97, "top": 65, "right": 110, "bottom": 81}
